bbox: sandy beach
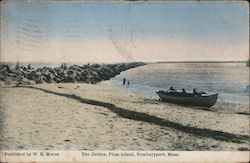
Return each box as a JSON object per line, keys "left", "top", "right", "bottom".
{"left": 0, "top": 82, "right": 249, "bottom": 151}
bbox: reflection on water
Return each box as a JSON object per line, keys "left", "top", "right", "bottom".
{"left": 109, "top": 63, "right": 249, "bottom": 103}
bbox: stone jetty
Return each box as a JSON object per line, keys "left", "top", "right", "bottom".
{"left": 0, "top": 62, "right": 146, "bottom": 85}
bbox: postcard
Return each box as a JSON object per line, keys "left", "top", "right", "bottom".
{"left": 0, "top": 0, "right": 249, "bottom": 162}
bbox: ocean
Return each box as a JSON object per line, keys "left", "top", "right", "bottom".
{"left": 107, "top": 63, "right": 249, "bottom": 103}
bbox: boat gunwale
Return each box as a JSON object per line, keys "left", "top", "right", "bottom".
{"left": 156, "top": 91, "right": 218, "bottom": 98}
{"left": 155, "top": 90, "right": 218, "bottom": 107}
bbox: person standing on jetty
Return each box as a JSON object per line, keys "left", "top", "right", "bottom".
{"left": 123, "top": 78, "right": 126, "bottom": 85}
{"left": 193, "top": 89, "right": 198, "bottom": 95}
{"left": 127, "top": 80, "right": 130, "bottom": 86}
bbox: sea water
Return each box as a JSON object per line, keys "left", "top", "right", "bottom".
{"left": 108, "top": 63, "right": 249, "bottom": 103}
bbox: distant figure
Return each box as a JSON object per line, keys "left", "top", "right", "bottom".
{"left": 123, "top": 78, "right": 126, "bottom": 85}
{"left": 193, "top": 89, "right": 198, "bottom": 94}
{"left": 170, "top": 86, "right": 175, "bottom": 91}
{"left": 182, "top": 88, "right": 186, "bottom": 93}
{"left": 127, "top": 81, "right": 130, "bottom": 86}
{"left": 27, "top": 64, "right": 31, "bottom": 69}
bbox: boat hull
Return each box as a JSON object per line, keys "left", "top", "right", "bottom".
{"left": 156, "top": 91, "right": 218, "bottom": 107}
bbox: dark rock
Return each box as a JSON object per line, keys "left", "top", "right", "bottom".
{"left": 28, "top": 80, "right": 36, "bottom": 85}
{"left": 0, "top": 62, "right": 146, "bottom": 85}
{"left": 238, "top": 147, "right": 249, "bottom": 151}
{"left": 21, "top": 77, "right": 29, "bottom": 83}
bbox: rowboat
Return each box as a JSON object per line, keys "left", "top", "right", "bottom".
{"left": 156, "top": 90, "right": 218, "bottom": 107}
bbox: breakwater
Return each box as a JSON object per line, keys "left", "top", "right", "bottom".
{"left": 0, "top": 62, "right": 146, "bottom": 85}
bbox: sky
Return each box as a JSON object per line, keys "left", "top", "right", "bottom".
{"left": 0, "top": 0, "right": 249, "bottom": 63}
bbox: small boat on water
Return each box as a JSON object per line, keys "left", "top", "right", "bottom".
{"left": 156, "top": 90, "right": 218, "bottom": 107}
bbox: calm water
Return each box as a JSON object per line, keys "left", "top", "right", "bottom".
{"left": 108, "top": 63, "right": 249, "bottom": 103}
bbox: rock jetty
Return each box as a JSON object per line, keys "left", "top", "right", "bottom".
{"left": 0, "top": 62, "right": 146, "bottom": 85}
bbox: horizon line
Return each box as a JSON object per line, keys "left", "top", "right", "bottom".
{"left": 0, "top": 60, "right": 249, "bottom": 64}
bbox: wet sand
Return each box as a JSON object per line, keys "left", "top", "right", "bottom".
{"left": 0, "top": 82, "right": 249, "bottom": 150}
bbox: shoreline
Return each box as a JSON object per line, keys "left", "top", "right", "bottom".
{"left": 0, "top": 82, "right": 249, "bottom": 150}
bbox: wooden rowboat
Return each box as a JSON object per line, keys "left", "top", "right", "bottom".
{"left": 156, "top": 90, "right": 218, "bottom": 107}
